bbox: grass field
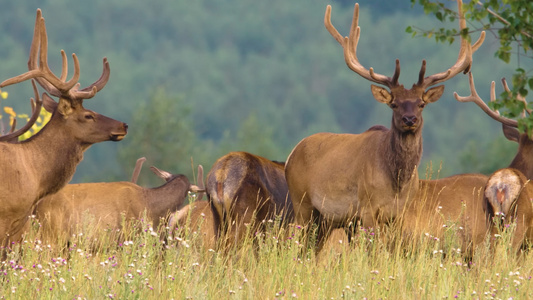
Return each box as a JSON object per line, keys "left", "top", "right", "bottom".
{"left": 1, "top": 202, "right": 532, "bottom": 300}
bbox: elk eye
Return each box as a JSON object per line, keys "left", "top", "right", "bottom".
{"left": 84, "top": 114, "right": 95, "bottom": 120}
{"left": 389, "top": 103, "right": 398, "bottom": 109}
{"left": 418, "top": 103, "right": 426, "bottom": 108}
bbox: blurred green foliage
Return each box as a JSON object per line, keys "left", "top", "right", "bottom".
{"left": 410, "top": 0, "right": 533, "bottom": 135}
{"left": 0, "top": 0, "right": 529, "bottom": 185}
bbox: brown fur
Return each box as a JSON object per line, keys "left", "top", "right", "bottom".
{"left": 503, "top": 125, "right": 533, "bottom": 179}
{"left": 206, "top": 151, "right": 293, "bottom": 247}
{"left": 33, "top": 168, "right": 193, "bottom": 247}
{"left": 168, "top": 200, "right": 216, "bottom": 250}
{"left": 0, "top": 10, "right": 127, "bottom": 248}
{"left": 285, "top": 0, "right": 482, "bottom": 252}
{"left": 484, "top": 168, "right": 533, "bottom": 251}
{"left": 401, "top": 174, "right": 489, "bottom": 255}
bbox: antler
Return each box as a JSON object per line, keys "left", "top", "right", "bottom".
{"left": 0, "top": 80, "right": 44, "bottom": 141}
{"left": 419, "top": 0, "right": 485, "bottom": 89}
{"left": 190, "top": 165, "right": 206, "bottom": 196}
{"left": 325, "top": 4, "right": 399, "bottom": 88}
{"left": 454, "top": 72, "right": 519, "bottom": 128}
{"left": 130, "top": 157, "right": 147, "bottom": 184}
{"left": 0, "top": 9, "right": 110, "bottom": 101}
{"left": 325, "top": 0, "right": 486, "bottom": 89}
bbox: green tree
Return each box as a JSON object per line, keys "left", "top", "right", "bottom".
{"left": 117, "top": 88, "right": 198, "bottom": 186}
{"left": 409, "top": 0, "right": 533, "bottom": 131}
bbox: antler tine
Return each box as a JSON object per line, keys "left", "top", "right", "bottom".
{"left": 0, "top": 9, "right": 108, "bottom": 102}
{"left": 454, "top": 72, "right": 518, "bottom": 127}
{"left": 130, "top": 157, "right": 146, "bottom": 184}
{"left": 9, "top": 119, "right": 17, "bottom": 134}
{"left": 37, "top": 17, "right": 80, "bottom": 95}
{"left": 79, "top": 58, "right": 111, "bottom": 94}
{"left": 324, "top": 5, "right": 344, "bottom": 46}
{"left": 420, "top": 0, "right": 486, "bottom": 89}
{"left": 500, "top": 78, "right": 531, "bottom": 117}
{"left": 193, "top": 165, "right": 206, "bottom": 200}
{"left": 326, "top": 4, "right": 398, "bottom": 88}
{"left": 0, "top": 10, "right": 80, "bottom": 95}
{"left": 0, "top": 80, "right": 44, "bottom": 141}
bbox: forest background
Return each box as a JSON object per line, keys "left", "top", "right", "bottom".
{"left": 0, "top": 0, "right": 529, "bottom": 185}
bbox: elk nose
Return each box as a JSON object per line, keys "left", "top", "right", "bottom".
{"left": 402, "top": 116, "right": 417, "bottom": 127}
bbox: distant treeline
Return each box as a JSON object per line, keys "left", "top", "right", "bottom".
{"left": 0, "top": 0, "right": 523, "bottom": 185}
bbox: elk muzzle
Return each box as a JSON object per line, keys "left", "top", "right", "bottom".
{"left": 110, "top": 123, "right": 128, "bottom": 141}
{"left": 402, "top": 115, "right": 418, "bottom": 127}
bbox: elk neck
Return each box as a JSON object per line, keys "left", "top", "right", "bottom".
{"left": 143, "top": 175, "right": 191, "bottom": 225}
{"left": 508, "top": 134, "right": 533, "bottom": 179}
{"left": 385, "top": 121, "right": 423, "bottom": 192}
{"left": 18, "top": 116, "right": 86, "bottom": 198}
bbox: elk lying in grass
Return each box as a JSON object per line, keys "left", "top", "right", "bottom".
{"left": 168, "top": 200, "right": 216, "bottom": 250}
{"left": 206, "top": 151, "right": 294, "bottom": 247}
{"left": 285, "top": 0, "right": 485, "bottom": 250}
{"left": 34, "top": 165, "right": 205, "bottom": 248}
{"left": 0, "top": 9, "right": 127, "bottom": 248}
{"left": 400, "top": 173, "right": 489, "bottom": 256}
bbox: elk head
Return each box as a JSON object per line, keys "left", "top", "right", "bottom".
{"left": 0, "top": 9, "right": 127, "bottom": 144}
{"left": 325, "top": 0, "right": 485, "bottom": 133}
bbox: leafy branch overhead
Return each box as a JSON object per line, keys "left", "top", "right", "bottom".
{"left": 409, "top": 0, "right": 533, "bottom": 134}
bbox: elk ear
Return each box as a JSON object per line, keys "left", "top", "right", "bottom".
{"left": 422, "top": 85, "right": 445, "bottom": 103}
{"left": 370, "top": 85, "right": 392, "bottom": 104}
{"left": 502, "top": 123, "right": 520, "bottom": 143}
{"left": 56, "top": 97, "right": 74, "bottom": 116}
{"left": 150, "top": 166, "right": 173, "bottom": 182}
{"left": 42, "top": 93, "right": 57, "bottom": 113}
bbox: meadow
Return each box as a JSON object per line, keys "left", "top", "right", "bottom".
{"left": 1, "top": 198, "right": 532, "bottom": 300}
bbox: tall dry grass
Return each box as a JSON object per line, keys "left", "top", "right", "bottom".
{"left": 1, "top": 198, "right": 532, "bottom": 299}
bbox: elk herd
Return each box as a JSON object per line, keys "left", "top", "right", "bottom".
{"left": 0, "top": 1, "right": 532, "bottom": 260}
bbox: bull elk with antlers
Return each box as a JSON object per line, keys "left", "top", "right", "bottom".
{"left": 453, "top": 73, "right": 533, "bottom": 251}
{"left": 34, "top": 164, "right": 205, "bottom": 248}
{"left": 0, "top": 9, "right": 127, "bottom": 248}
{"left": 206, "top": 151, "right": 293, "bottom": 247}
{"left": 402, "top": 72, "right": 533, "bottom": 255}
{"left": 285, "top": 0, "right": 485, "bottom": 250}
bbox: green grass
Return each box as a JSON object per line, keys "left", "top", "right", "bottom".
{"left": 1, "top": 206, "right": 533, "bottom": 299}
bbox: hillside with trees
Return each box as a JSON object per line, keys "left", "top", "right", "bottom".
{"left": 0, "top": 0, "right": 528, "bottom": 185}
